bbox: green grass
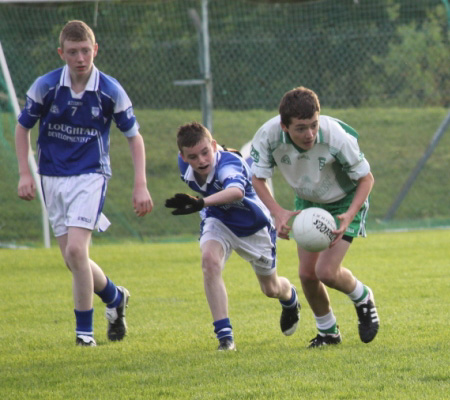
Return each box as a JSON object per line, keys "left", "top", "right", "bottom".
{"left": 1, "top": 230, "right": 449, "bottom": 399}
{"left": 1, "top": 107, "right": 450, "bottom": 245}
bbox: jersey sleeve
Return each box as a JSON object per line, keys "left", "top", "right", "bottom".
{"left": 330, "top": 120, "right": 371, "bottom": 181}
{"left": 249, "top": 121, "right": 277, "bottom": 179}
{"left": 177, "top": 153, "right": 189, "bottom": 183}
{"left": 17, "top": 76, "right": 47, "bottom": 129}
{"left": 339, "top": 142, "right": 371, "bottom": 181}
{"left": 217, "top": 152, "right": 247, "bottom": 193}
{"left": 111, "top": 82, "right": 139, "bottom": 137}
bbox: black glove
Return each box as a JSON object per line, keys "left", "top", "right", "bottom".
{"left": 165, "top": 193, "right": 205, "bottom": 215}
{"left": 221, "top": 144, "right": 242, "bottom": 157}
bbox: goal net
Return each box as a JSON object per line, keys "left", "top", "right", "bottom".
{"left": 0, "top": 42, "right": 50, "bottom": 248}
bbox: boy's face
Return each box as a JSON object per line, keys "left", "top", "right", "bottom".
{"left": 180, "top": 137, "right": 217, "bottom": 179}
{"left": 281, "top": 112, "right": 319, "bottom": 151}
{"left": 58, "top": 40, "right": 98, "bottom": 80}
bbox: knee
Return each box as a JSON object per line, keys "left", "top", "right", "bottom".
{"left": 260, "top": 282, "right": 279, "bottom": 298}
{"left": 315, "top": 267, "right": 337, "bottom": 288}
{"left": 201, "top": 250, "right": 223, "bottom": 277}
{"left": 64, "top": 243, "right": 86, "bottom": 269}
{"left": 299, "top": 266, "right": 318, "bottom": 286}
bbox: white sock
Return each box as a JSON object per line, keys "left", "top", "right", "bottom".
{"left": 347, "top": 279, "right": 366, "bottom": 302}
{"left": 315, "top": 310, "right": 337, "bottom": 332}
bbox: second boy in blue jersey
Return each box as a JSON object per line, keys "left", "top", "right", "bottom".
{"left": 165, "top": 122, "right": 300, "bottom": 351}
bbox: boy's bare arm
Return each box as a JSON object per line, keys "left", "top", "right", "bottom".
{"left": 127, "top": 133, "right": 153, "bottom": 216}
{"left": 347, "top": 172, "right": 374, "bottom": 219}
{"left": 252, "top": 175, "right": 299, "bottom": 240}
{"left": 332, "top": 172, "right": 374, "bottom": 242}
{"left": 15, "top": 123, "right": 36, "bottom": 201}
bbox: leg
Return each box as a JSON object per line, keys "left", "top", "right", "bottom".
{"left": 89, "top": 259, "right": 108, "bottom": 293}
{"left": 314, "top": 239, "right": 356, "bottom": 294}
{"left": 88, "top": 259, "right": 129, "bottom": 342}
{"left": 57, "top": 227, "right": 97, "bottom": 346}
{"left": 298, "top": 245, "right": 342, "bottom": 347}
{"left": 58, "top": 235, "right": 109, "bottom": 297}
{"left": 298, "top": 245, "right": 331, "bottom": 317}
{"left": 57, "top": 227, "right": 94, "bottom": 311}
{"left": 306, "top": 240, "right": 379, "bottom": 344}
{"left": 316, "top": 240, "right": 380, "bottom": 343}
{"left": 201, "top": 240, "right": 235, "bottom": 351}
{"left": 58, "top": 228, "right": 128, "bottom": 342}
{"left": 256, "top": 271, "right": 292, "bottom": 301}
{"left": 201, "top": 240, "right": 228, "bottom": 321}
{"left": 49, "top": 174, "right": 113, "bottom": 346}
{"left": 257, "top": 272, "right": 301, "bottom": 336}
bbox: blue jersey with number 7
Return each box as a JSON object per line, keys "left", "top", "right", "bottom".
{"left": 18, "top": 65, "right": 139, "bottom": 177}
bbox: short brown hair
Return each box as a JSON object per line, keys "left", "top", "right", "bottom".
{"left": 279, "top": 86, "right": 321, "bottom": 127}
{"left": 59, "top": 20, "right": 96, "bottom": 49}
{"left": 177, "top": 122, "right": 213, "bottom": 152}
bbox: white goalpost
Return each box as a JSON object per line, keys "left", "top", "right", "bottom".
{"left": 0, "top": 41, "right": 51, "bottom": 248}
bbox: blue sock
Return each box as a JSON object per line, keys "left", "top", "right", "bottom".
{"left": 95, "top": 277, "right": 123, "bottom": 308}
{"left": 213, "top": 318, "right": 233, "bottom": 341}
{"left": 280, "top": 286, "right": 297, "bottom": 308}
{"left": 74, "top": 309, "right": 94, "bottom": 336}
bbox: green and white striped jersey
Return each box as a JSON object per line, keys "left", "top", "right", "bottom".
{"left": 250, "top": 115, "right": 371, "bottom": 204}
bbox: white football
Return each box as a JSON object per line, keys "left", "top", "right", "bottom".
{"left": 292, "top": 207, "right": 337, "bottom": 252}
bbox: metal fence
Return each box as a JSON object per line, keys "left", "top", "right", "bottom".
{"left": 1, "top": 0, "right": 448, "bottom": 110}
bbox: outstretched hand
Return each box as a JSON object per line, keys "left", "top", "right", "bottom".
{"left": 273, "top": 208, "right": 301, "bottom": 240}
{"left": 165, "top": 193, "right": 205, "bottom": 215}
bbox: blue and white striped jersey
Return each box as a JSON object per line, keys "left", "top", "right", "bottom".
{"left": 18, "top": 65, "right": 139, "bottom": 177}
{"left": 178, "top": 150, "right": 273, "bottom": 237}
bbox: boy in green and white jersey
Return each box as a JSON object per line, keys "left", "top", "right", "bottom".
{"left": 251, "top": 87, "right": 379, "bottom": 347}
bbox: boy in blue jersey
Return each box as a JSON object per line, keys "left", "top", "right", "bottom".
{"left": 15, "top": 20, "right": 153, "bottom": 346}
{"left": 165, "top": 122, "right": 300, "bottom": 351}
{"left": 251, "top": 87, "right": 379, "bottom": 348}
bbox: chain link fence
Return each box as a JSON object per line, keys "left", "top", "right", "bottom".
{"left": 1, "top": 0, "right": 449, "bottom": 110}
{"left": 0, "top": 0, "right": 449, "bottom": 246}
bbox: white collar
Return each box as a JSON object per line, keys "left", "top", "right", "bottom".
{"left": 59, "top": 64, "right": 100, "bottom": 91}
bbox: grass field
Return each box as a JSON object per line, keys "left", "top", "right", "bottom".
{"left": 1, "top": 229, "right": 449, "bottom": 399}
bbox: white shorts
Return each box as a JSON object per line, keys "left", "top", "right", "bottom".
{"left": 41, "top": 173, "right": 111, "bottom": 237}
{"left": 199, "top": 217, "right": 277, "bottom": 276}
